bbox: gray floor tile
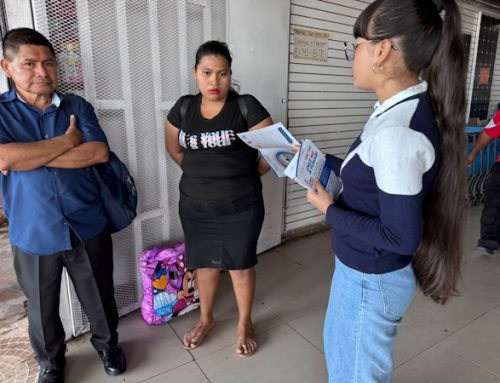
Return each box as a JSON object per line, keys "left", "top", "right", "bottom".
{"left": 275, "top": 229, "right": 332, "bottom": 264}
{"left": 393, "top": 321, "right": 436, "bottom": 368}
{"left": 287, "top": 306, "right": 326, "bottom": 353}
{"left": 140, "top": 361, "right": 209, "bottom": 383}
{"left": 440, "top": 310, "right": 500, "bottom": 377}
{"left": 255, "top": 262, "right": 330, "bottom": 322}
{"left": 196, "top": 324, "right": 328, "bottom": 383}
{"left": 64, "top": 311, "right": 193, "bottom": 382}
{"left": 465, "top": 250, "right": 500, "bottom": 276}
{"left": 404, "top": 289, "right": 493, "bottom": 344}
{"left": 255, "top": 249, "right": 297, "bottom": 274}
{"left": 393, "top": 345, "right": 500, "bottom": 383}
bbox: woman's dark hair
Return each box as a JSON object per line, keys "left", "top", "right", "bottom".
{"left": 355, "top": 0, "right": 466, "bottom": 304}
{"left": 194, "top": 40, "right": 232, "bottom": 69}
{"left": 2, "top": 28, "right": 56, "bottom": 60}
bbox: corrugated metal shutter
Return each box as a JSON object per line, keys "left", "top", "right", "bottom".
{"left": 286, "top": 0, "right": 373, "bottom": 234}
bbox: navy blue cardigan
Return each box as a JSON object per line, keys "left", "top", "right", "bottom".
{"left": 326, "top": 82, "right": 440, "bottom": 274}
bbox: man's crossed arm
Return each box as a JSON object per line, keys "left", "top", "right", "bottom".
{"left": 0, "top": 115, "right": 108, "bottom": 174}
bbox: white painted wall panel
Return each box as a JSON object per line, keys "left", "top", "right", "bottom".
{"left": 229, "top": 0, "right": 290, "bottom": 252}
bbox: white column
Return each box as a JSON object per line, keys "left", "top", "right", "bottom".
{"left": 5, "top": 0, "right": 33, "bottom": 29}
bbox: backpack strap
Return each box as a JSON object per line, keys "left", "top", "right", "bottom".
{"left": 238, "top": 95, "right": 250, "bottom": 126}
{"left": 180, "top": 95, "right": 194, "bottom": 121}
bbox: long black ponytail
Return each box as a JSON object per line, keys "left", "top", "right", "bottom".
{"left": 417, "top": 0, "right": 465, "bottom": 304}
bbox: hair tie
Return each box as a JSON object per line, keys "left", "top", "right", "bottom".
{"left": 432, "top": 0, "right": 444, "bottom": 12}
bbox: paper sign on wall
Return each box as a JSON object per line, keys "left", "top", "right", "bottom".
{"left": 293, "top": 28, "right": 329, "bottom": 62}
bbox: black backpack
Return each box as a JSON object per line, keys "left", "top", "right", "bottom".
{"left": 92, "top": 152, "right": 138, "bottom": 233}
{"left": 64, "top": 98, "right": 138, "bottom": 233}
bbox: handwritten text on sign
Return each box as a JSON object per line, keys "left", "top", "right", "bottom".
{"left": 293, "top": 28, "right": 329, "bottom": 62}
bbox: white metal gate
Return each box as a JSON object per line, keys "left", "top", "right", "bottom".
{"left": 31, "top": 0, "right": 229, "bottom": 337}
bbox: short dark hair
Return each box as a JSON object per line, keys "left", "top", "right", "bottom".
{"left": 2, "top": 28, "right": 55, "bottom": 60}
{"left": 194, "top": 40, "right": 232, "bottom": 69}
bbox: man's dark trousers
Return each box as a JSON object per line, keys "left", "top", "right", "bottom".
{"left": 479, "top": 162, "right": 500, "bottom": 251}
{"left": 12, "top": 229, "right": 119, "bottom": 369}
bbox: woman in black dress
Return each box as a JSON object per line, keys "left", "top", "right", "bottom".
{"left": 165, "top": 41, "right": 272, "bottom": 356}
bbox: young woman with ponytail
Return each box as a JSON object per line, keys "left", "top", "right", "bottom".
{"left": 306, "top": 0, "right": 465, "bottom": 381}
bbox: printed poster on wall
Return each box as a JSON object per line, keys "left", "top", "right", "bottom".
{"left": 293, "top": 28, "right": 329, "bottom": 62}
{"left": 479, "top": 67, "right": 490, "bottom": 85}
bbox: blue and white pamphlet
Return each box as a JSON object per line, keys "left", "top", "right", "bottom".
{"left": 284, "top": 139, "right": 342, "bottom": 198}
{"left": 237, "top": 123, "right": 342, "bottom": 198}
{"left": 237, "top": 122, "right": 299, "bottom": 177}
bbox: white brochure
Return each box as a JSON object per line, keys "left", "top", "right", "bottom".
{"left": 237, "top": 122, "right": 300, "bottom": 177}
{"left": 238, "top": 124, "right": 342, "bottom": 197}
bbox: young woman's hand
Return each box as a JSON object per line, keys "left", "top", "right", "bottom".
{"left": 307, "top": 179, "right": 333, "bottom": 214}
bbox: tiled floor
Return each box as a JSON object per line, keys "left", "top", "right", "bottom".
{"left": 2, "top": 206, "right": 500, "bottom": 382}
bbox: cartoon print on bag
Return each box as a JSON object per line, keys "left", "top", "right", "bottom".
{"left": 172, "top": 270, "right": 200, "bottom": 317}
{"left": 151, "top": 252, "right": 200, "bottom": 320}
{"left": 152, "top": 260, "right": 179, "bottom": 317}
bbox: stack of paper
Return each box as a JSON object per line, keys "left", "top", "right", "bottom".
{"left": 237, "top": 123, "right": 342, "bottom": 198}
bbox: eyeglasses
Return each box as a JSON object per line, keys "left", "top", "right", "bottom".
{"left": 344, "top": 40, "right": 399, "bottom": 61}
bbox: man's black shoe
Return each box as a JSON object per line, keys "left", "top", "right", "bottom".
{"left": 38, "top": 367, "right": 64, "bottom": 383}
{"left": 98, "top": 344, "right": 127, "bottom": 376}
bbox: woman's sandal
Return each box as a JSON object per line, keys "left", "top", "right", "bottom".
{"left": 183, "top": 320, "right": 215, "bottom": 349}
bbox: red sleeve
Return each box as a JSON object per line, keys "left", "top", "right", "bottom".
{"left": 484, "top": 110, "right": 500, "bottom": 139}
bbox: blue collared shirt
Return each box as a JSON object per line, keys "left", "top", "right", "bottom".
{"left": 0, "top": 88, "right": 109, "bottom": 255}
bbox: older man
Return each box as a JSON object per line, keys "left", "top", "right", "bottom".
{"left": 0, "top": 28, "right": 126, "bottom": 383}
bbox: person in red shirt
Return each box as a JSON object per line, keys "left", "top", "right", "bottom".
{"left": 467, "top": 110, "right": 500, "bottom": 255}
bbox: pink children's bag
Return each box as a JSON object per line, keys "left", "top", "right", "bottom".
{"left": 140, "top": 242, "right": 200, "bottom": 325}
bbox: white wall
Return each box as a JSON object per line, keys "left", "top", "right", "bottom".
{"left": 229, "top": 0, "right": 291, "bottom": 251}
{"left": 4, "top": 0, "right": 32, "bottom": 28}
